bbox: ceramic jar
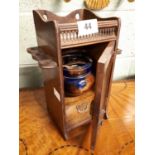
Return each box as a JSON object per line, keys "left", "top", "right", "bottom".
{"left": 63, "top": 53, "right": 95, "bottom": 96}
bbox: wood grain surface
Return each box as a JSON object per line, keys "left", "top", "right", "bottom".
{"left": 19, "top": 80, "right": 135, "bottom": 155}
{"left": 65, "top": 90, "right": 95, "bottom": 130}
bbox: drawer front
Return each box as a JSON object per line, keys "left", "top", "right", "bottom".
{"left": 65, "top": 90, "right": 94, "bottom": 130}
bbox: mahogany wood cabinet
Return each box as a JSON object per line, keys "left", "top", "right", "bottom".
{"left": 27, "top": 9, "right": 121, "bottom": 153}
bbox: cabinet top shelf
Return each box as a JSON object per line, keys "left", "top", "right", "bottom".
{"left": 32, "top": 9, "right": 120, "bottom": 55}
{"left": 58, "top": 19, "right": 119, "bottom": 49}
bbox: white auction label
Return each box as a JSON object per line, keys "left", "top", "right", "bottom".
{"left": 77, "top": 19, "right": 99, "bottom": 36}
{"left": 53, "top": 87, "right": 61, "bottom": 102}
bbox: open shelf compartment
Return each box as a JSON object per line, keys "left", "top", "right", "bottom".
{"left": 62, "top": 42, "right": 109, "bottom": 131}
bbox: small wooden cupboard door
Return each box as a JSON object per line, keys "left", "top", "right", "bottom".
{"left": 90, "top": 41, "right": 115, "bottom": 152}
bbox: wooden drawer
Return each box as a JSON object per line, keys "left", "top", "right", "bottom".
{"left": 65, "top": 90, "right": 95, "bottom": 130}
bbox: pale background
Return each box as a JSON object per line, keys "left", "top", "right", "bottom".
{"left": 19, "top": 0, "right": 135, "bottom": 88}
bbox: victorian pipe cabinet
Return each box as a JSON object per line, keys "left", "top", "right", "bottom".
{"left": 27, "top": 9, "right": 121, "bottom": 153}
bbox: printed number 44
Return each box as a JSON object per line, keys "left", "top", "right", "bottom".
{"left": 84, "top": 23, "right": 92, "bottom": 30}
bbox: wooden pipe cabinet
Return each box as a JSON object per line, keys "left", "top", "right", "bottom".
{"left": 27, "top": 9, "right": 121, "bottom": 153}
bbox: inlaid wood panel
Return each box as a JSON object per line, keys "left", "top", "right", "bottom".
{"left": 19, "top": 80, "right": 135, "bottom": 155}
{"left": 65, "top": 90, "right": 95, "bottom": 130}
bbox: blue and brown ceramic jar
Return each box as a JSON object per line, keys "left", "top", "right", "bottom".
{"left": 63, "top": 53, "right": 95, "bottom": 96}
